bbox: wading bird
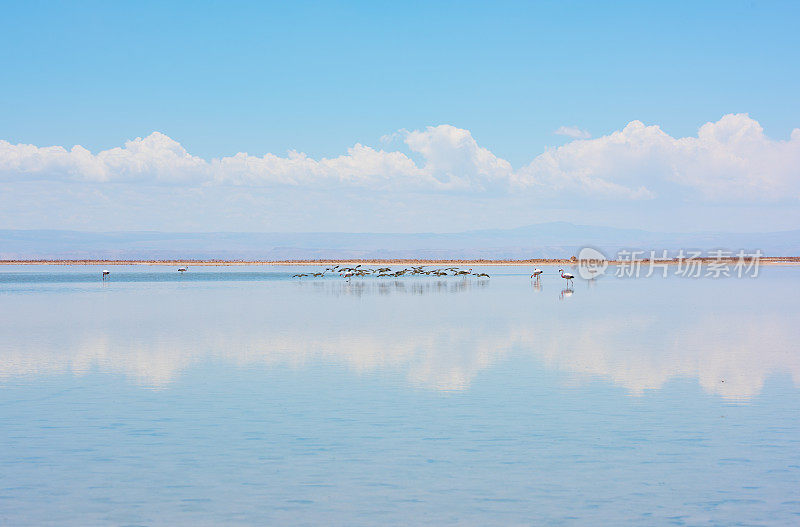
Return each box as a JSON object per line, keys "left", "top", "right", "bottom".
{"left": 102, "top": 270, "right": 110, "bottom": 280}
{"left": 531, "top": 268, "right": 543, "bottom": 279}
{"left": 558, "top": 269, "right": 574, "bottom": 286}
{"left": 178, "top": 267, "right": 187, "bottom": 273}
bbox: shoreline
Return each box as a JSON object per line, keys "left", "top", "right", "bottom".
{"left": 2, "top": 257, "right": 799, "bottom": 266}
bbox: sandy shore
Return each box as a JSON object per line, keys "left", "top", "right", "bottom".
{"left": 2, "top": 257, "right": 798, "bottom": 266}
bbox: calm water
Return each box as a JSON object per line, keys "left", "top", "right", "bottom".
{"left": 1, "top": 265, "right": 799, "bottom": 526}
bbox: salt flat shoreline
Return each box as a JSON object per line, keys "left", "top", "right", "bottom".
{"left": 2, "top": 257, "right": 798, "bottom": 266}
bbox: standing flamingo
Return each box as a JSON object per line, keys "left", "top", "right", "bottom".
{"left": 530, "top": 268, "right": 543, "bottom": 279}
{"left": 102, "top": 270, "right": 110, "bottom": 280}
{"left": 558, "top": 269, "right": 574, "bottom": 286}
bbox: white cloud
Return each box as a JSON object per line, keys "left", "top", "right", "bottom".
{"left": 554, "top": 125, "right": 592, "bottom": 139}
{"left": 0, "top": 132, "right": 208, "bottom": 184}
{"left": 517, "top": 114, "right": 800, "bottom": 201}
{"left": 1, "top": 114, "right": 798, "bottom": 202}
{"left": 212, "top": 144, "right": 430, "bottom": 190}
{"left": 404, "top": 125, "right": 513, "bottom": 190}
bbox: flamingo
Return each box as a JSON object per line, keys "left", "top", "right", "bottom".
{"left": 178, "top": 267, "right": 187, "bottom": 273}
{"left": 558, "top": 269, "right": 574, "bottom": 286}
{"left": 530, "top": 268, "right": 543, "bottom": 279}
{"left": 102, "top": 270, "right": 110, "bottom": 280}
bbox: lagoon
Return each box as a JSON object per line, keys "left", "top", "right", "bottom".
{"left": 1, "top": 265, "right": 799, "bottom": 525}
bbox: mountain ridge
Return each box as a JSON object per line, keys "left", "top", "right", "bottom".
{"left": 1, "top": 223, "right": 798, "bottom": 260}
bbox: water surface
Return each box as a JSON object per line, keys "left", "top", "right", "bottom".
{"left": 1, "top": 265, "right": 799, "bottom": 525}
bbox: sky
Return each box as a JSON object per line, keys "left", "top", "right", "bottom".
{"left": 1, "top": 0, "right": 799, "bottom": 233}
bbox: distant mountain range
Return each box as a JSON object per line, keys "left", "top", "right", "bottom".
{"left": 1, "top": 223, "right": 798, "bottom": 259}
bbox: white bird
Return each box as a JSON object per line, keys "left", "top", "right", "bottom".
{"left": 530, "top": 268, "right": 543, "bottom": 279}
{"left": 102, "top": 270, "right": 110, "bottom": 280}
{"left": 558, "top": 268, "right": 574, "bottom": 286}
{"left": 178, "top": 267, "right": 187, "bottom": 273}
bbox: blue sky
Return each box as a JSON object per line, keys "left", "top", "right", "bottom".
{"left": 1, "top": 1, "right": 799, "bottom": 233}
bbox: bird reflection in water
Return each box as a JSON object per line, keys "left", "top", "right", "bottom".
{"left": 560, "top": 287, "right": 574, "bottom": 300}
{"left": 306, "top": 278, "right": 490, "bottom": 297}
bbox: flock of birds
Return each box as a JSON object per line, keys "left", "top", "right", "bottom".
{"left": 291, "top": 265, "right": 576, "bottom": 285}
{"left": 292, "top": 265, "right": 490, "bottom": 280}
{"left": 99, "top": 265, "right": 576, "bottom": 285}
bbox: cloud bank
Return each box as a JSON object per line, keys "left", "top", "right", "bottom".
{"left": 1, "top": 114, "right": 798, "bottom": 202}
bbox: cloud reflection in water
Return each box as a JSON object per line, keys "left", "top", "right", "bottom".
{"left": 1, "top": 272, "right": 798, "bottom": 400}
